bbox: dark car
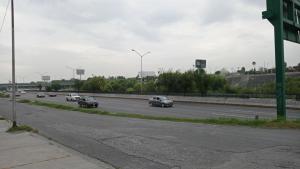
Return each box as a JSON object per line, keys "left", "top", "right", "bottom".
{"left": 149, "top": 96, "right": 173, "bottom": 108}
{"left": 48, "top": 93, "right": 57, "bottom": 97}
{"left": 78, "top": 96, "right": 98, "bottom": 108}
{"left": 36, "top": 92, "right": 46, "bottom": 98}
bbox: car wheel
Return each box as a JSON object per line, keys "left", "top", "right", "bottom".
{"left": 66, "top": 98, "right": 69, "bottom": 101}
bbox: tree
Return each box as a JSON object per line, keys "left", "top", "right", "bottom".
{"left": 45, "top": 86, "right": 52, "bottom": 92}
{"left": 51, "top": 82, "right": 62, "bottom": 91}
{"left": 74, "top": 79, "right": 84, "bottom": 92}
{"left": 37, "top": 84, "right": 42, "bottom": 91}
{"left": 181, "top": 70, "right": 196, "bottom": 95}
{"left": 81, "top": 76, "right": 107, "bottom": 92}
{"left": 157, "top": 71, "right": 182, "bottom": 93}
{"left": 194, "top": 69, "right": 208, "bottom": 95}
{"left": 240, "top": 67, "right": 246, "bottom": 74}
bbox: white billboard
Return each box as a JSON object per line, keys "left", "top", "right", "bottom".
{"left": 42, "top": 76, "right": 50, "bottom": 81}
{"left": 76, "top": 69, "right": 85, "bottom": 75}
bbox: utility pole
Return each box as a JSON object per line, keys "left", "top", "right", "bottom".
{"left": 11, "top": 0, "right": 17, "bottom": 127}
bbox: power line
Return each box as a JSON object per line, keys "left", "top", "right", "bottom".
{"left": 0, "top": 0, "right": 10, "bottom": 34}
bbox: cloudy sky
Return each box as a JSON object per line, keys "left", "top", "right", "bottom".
{"left": 0, "top": 0, "right": 299, "bottom": 83}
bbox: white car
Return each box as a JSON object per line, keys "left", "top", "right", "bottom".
{"left": 20, "top": 90, "right": 26, "bottom": 94}
{"left": 66, "top": 93, "right": 80, "bottom": 101}
{"left": 36, "top": 92, "right": 45, "bottom": 98}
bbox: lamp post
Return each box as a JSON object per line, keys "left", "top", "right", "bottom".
{"left": 11, "top": 0, "right": 17, "bottom": 127}
{"left": 131, "top": 49, "right": 151, "bottom": 94}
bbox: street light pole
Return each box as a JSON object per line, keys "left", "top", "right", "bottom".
{"left": 140, "top": 55, "right": 143, "bottom": 93}
{"left": 11, "top": 0, "right": 17, "bottom": 127}
{"left": 131, "top": 49, "right": 151, "bottom": 94}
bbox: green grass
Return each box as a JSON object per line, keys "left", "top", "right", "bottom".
{"left": 7, "top": 125, "right": 38, "bottom": 133}
{"left": 17, "top": 99, "right": 300, "bottom": 129}
{"left": 0, "top": 92, "right": 9, "bottom": 98}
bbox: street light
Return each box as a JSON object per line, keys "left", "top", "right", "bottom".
{"left": 11, "top": 0, "right": 17, "bottom": 127}
{"left": 131, "top": 49, "right": 151, "bottom": 94}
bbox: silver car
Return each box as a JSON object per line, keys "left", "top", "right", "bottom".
{"left": 149, "top": 96, "right": 173, "bottom": 108}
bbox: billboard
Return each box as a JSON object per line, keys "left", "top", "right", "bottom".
{"left": 76, "top": 69, "right": 85, "bottom": 75}
{"left": 42, "top": 76, "right": 50, "bottom": 81}
{"left": 138, "top": 71, "right": 156, "bottom": 78}
{"left": 195, "top": 59, "right": 206, "bottom": 69}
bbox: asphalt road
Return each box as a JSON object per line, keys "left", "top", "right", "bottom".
{"left": 20, "top": 93, "right": 300, "bottom": 119}
{"left": 0, "top": 98, "right": 299, "bottom": 169}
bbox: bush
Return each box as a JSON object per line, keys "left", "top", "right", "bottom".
{"left": 0, "top": 92, "right": 9, "bottom": 98}
{"left": 126, "top": 88, "right": 135, "bottom": 93}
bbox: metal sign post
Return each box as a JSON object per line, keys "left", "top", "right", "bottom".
{"left": 76, "top": 69, "right": 85, "bottom": 93}
{"left": 263, "top": 0, "right": 300, "bottom": 120}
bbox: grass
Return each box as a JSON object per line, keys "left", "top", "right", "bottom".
{"left": 0, "top": 92, "right": 9, "bottom": 98}
{"left": 7, "top": 125, "right": 38, "bottom": 133}
{"left": 17, "top": 99, "right": 300, "bottom": 129}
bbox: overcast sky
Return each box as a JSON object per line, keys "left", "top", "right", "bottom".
{"left": 0, "top": 0, "right": 299, "bottom": 83}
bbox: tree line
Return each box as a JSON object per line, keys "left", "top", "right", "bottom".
{"left": 44, "top": 69, "right": 300, "bottom": 96}
{"left": 72, "top": 69, "right": 230, "bottom": 95}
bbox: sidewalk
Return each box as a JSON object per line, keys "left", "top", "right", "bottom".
{"left": 0, "top": 119, "right": 115, "bottom": 169}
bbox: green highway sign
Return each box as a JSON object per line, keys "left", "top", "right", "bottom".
{"left": 283, "top": 0, "right": 300, "bottom": 43}
{"left": 262, "top": 0, "right": 300, "bottom": 119}
{"left": 263, "top": 0, "right": 300, "bottom": 44}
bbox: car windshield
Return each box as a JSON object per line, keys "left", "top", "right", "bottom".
{"left": 71, "top": 93, "right": 79, "bottom": 96}
{"left": 85, "top": 97, "right": 95, "bottom": 101}
{"left": 159, "top": 96, "right": 168, "bottom": 100}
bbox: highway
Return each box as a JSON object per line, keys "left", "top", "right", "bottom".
{"left": 20, "top": 93, "right": 300, "bottom": 119}
{"left": 0, "top": 98, "right": 299, "bottom": 169}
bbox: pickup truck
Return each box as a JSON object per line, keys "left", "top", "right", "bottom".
{"left": 66, "top": 93, "right": 80, "bottom": 101}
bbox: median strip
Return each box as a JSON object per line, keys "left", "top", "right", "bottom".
{"left": 18, "top": 99, "right": 300, "bottom": 129}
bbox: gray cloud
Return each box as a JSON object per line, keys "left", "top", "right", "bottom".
{"left": 0, "top": 0, "right": 299, "bottom": 83}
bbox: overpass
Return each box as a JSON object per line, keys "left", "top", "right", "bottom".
{"left": 0, "top": 80, "right": 75, "bottom": 91}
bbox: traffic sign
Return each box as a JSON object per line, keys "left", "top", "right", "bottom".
{"left": 262, "top": 0, "right": 300, "bottom": 119}
{"left": 195, "top": 59, "right": 206, "bottom": 69}
{"left": 283, "top": 0, "right": 300, "bottom": 43}
{"left": 263, "top": 0, "right": 300, "bottom": 44}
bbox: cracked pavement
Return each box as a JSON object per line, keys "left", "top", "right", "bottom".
{"left": 0, "top": 98, "right": 299, "bottom": 169}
